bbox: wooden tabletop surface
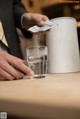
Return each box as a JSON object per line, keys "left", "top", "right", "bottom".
{"left": 0, "top": 72, "right": 80, "bottom": 119}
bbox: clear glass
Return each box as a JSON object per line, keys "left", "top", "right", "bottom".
{"left": 26, "top": 46, "right": 48, "bottom": 78}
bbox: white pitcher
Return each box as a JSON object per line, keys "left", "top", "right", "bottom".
{"left": 46, "top": 17, "right": 80, "bottom": 73}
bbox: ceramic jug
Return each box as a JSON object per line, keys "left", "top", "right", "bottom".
{"left": 46, "top": 17, "right": 80, "bottom": 73}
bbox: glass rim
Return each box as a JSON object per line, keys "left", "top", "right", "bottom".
{"left": 26, "top": 45, "right": 47, "bottom": 50}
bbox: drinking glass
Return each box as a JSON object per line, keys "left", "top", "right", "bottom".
{"left": 26, "top": 46, "right": 48, "bottom": 78}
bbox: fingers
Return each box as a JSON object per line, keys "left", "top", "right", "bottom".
{"left": 2, "top": 62, "right": 24, "bottom": 79}
{"left": 6, "top": 54, "right": 34, "bottom": 76}
{"left": 0, "top": 60, "right": 25, "bottom": 81}
{"left": 22, "top": 13, "right": 49, "bottom": 29}
{"left": 38, "top": 15, "right": 49, "bottom": 26}
{"left": 11, "top": 59, "right": 34, "bottom": 76}
{"left": 42, "top": 16, "right": 49, "bottom": 21}
{"left": 0, "top": 51, "right": 34, "bottom": 81}
{"left": 0, "top": 68, "right": 15, "bottom": 81}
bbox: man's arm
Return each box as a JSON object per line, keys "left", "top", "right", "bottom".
{"left": 13, "top": 0, "right": 49, "bottom": 38}
{"left": 13, "top": 0, "right": 33, "bottom": 38}
{"left": 13, "top": 0, "right": 27, "bottom": 29}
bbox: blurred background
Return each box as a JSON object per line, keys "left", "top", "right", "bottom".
{"left": 22, "top": 0, "right": 80, "bottom": 27}
{"left": 20, "top": 0, "right": 80, "bottom": 57}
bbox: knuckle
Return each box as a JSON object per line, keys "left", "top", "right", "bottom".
{"left": 14, "top": 71, "right": 24, "bottom": 79}
{"left": 14, "top": 59, "right": 23, "bottom": 67}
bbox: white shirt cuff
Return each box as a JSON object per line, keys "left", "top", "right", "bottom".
{"left": 21, "top": 14, "right": 25, "bottom": 28}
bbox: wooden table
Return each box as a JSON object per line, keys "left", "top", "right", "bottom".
{"left": 0, "top": 73, "right": 80, "bottom": 119}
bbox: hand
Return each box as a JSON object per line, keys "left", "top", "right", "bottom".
{"left": 0, "top": 51, "right": 34, "bottom": 81}
{"left": 22, "top": 13, "right": 49, "bottom": 29}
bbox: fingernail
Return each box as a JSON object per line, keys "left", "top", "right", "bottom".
{"left": 29, "top": 70, "right": 34, "bottom": 76}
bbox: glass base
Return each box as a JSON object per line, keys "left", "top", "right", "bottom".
{"left": 26, "top": 74, "right": 47, "bottom": 79}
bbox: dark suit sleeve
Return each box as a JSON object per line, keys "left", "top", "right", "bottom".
{"left": 13, "top": 0, "right": 33, "bottom": 38}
